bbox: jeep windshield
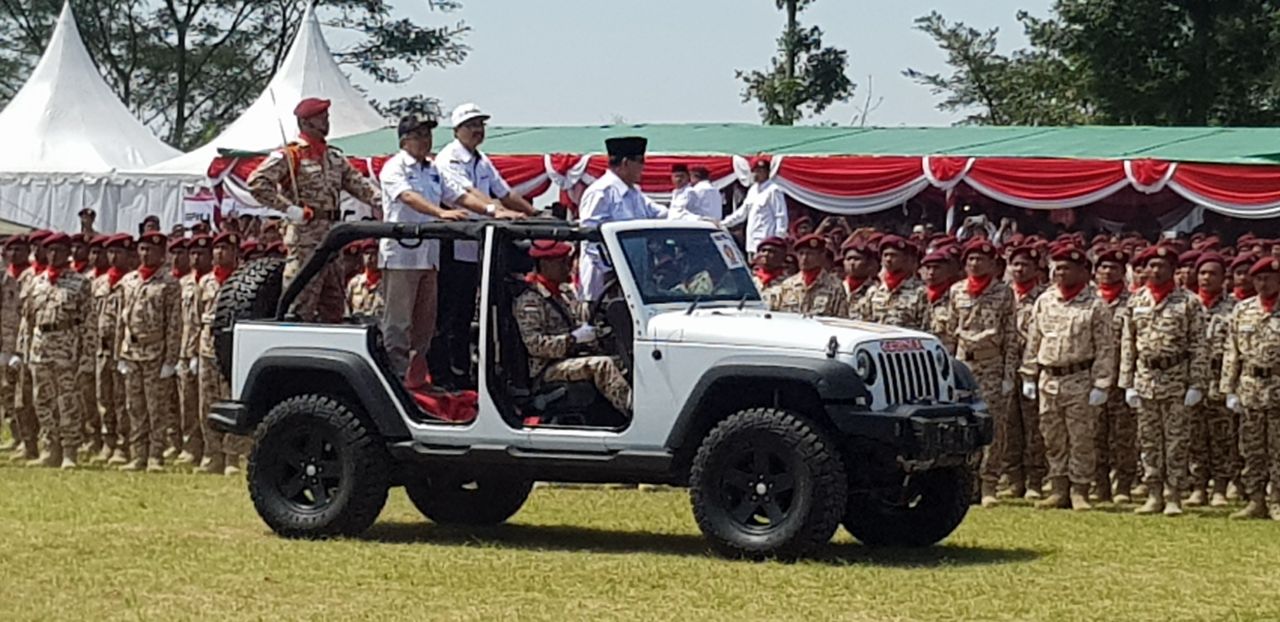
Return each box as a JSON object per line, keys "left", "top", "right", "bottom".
{"left": 616, "top": 228, "right": 761, "bottom": 305}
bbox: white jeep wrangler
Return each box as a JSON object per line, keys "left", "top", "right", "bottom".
{"left": 209, "top": 219, "right": 991, "bottom": 560}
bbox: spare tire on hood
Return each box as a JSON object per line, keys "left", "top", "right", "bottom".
{"left": 213, "top": 257, "right": 286, "bottom": 379}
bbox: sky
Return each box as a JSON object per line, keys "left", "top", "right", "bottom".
{"left": 360, "top": 0, "right": 1055, "bottom": 127}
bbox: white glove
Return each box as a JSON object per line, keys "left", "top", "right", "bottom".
{"left": 159, "top": 364, "right": 175, "bottom": 379}
{"left": 1088, "top": 388, "right": 1107, "bottom": 407}
{"left": 7, "top": 355, "right": 21, "bottom": 368}
{"left": 570, "top": 324, "right": 597, "bottom": 344}
{"left": 1226, "top": 394, "right": 1242, "bottom": 413}
{"left": 1001, "top": 379, "right": 1014, "bottom": 396}
{"left": 1124, "top": 388, "right": 1141, "bottom": 409}
{"left": 174, "top": 360, "right": 188, "bottom": 376}
{"left": 190, "top": 357, "right": 200, "bottom": 374}
{"left": 1184, "top": 387, "right": 1203, "bottom": 408}
{"left": 117, "top": 360, "right": 134, "bottom": 375}
{"left": 284, "top": 205, "right": 307, "bottom": 223}
{"left": 1021, "top": 381, "right": 1037, "bottom": 400}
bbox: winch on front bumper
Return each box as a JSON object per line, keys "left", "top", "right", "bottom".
{"left": 825, "top": 402, "right": 993, "bottom": 470}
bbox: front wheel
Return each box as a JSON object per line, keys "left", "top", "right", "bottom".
{"left": 842, "top": 466, "right": 972, "bottom": 547}
{"left": 689, "top": 408, "right": 848, "bottom": 560}
{"left": 248, "top": 394, "right": 390, "bottom": 538}
{"left": 405, "top": 473, "right": 533, "bottom": 526}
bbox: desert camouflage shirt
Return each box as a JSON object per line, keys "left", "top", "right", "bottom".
{"left": 514, "top": 278, "right": 583, "bottom": 379}
{"left": 945, "top": 279, "right": 1019, "bottom": 385}
{"left": 1119, "top": 286, "right": 1210, "bottom": 401}
{"left": 116, "top": 270, "right": 182, "bottom": 366}
{"left": 774, "top": 270, "right": 849, "bottom": 317}
{"left": 858, "top": 275, "right": 929, "bottom": 331}
{"left": 1220, "top": 297, "right": 1280, "bottom": 409}
{"left": 22, "top": 267, "right": 91, "bottom": 368}
{"left": 1020, "top": 285, "right": 1116, "bottom": 391}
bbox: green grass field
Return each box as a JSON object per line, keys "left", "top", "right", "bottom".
{"left": 1, "top": 463, "right": 1278, "bottom": 622}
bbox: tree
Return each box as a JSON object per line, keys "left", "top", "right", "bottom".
{"left": 907, "top": 1, "right": 1280, "bottom": 126}
{"left": 0, "top": 1, "right": 470, "bottom": 149}
{"left": 737, "top": 0, "right": 855, "bottom": 125}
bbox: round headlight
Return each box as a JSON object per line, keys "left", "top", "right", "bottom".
{"left": 854, "top": 350, "right": 876, "bottom": 384}
{"left": 936, "top": 347, "right": 952, "bottom": 379}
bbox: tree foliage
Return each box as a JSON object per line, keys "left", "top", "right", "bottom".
{"left": 0, "top": 0, "right": 469, "bottom": 149}
{"left": 737, "top": 0, "right": 855, "bottom": 125}
{"left": 907, "top": 1, "right": 1280, "bottom": 126}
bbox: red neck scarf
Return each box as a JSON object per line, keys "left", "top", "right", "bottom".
{"left": 1147, "top": 279, "right": 1175, "bottom": 305}
{"left": 525, "top": 272, "right": 564, "bottom": 296}
{"left": 882, "top": 270, "right": 909, "bottom": 292}
{"left": 801, "top": 267, "right": 822, "bottom": 287}
{"left": 845, "top": 275, "right": 867, "bottom": 294}
{"left": 107, "top": 266, "right": 126, "bottom": 287}
{"left": 92, "top": 266, "right": 107, "bottom": 279}
{"left": 1199, "top": 288, "right": 1221, "bottom": 309}
{"left": 195, "top": 268, "right": 211, "bottom": 281}
{"left": 362, "top": 268, "right": 381, "bottom": 288}
{"left": 926, "top": 282, "right": 949, "bottom": 304}
{"left": 6, "top": 262, "right": 27, "bottom": 279}
{"left": 138, "top": 265, "right": 159, "bottom": 282}
{"left": 45, "top": 264, "right": 62, "bottom": 285}
{"left": 1013, "top": 279, "right": 1038, "bottom": 299}
{"left": 171, "top": 267, "right": 188, "bottom": 279}
{"left": 1058, "top": 282, "right": 1087, "bottom": 302}
{"left": 1097, "top": 281, "right": 1125, "bottom": 304}
{"left": 754, "top": 266, "right": 782, "bottom": 288}
{"left": 72, "top": 260, "right": 87, "bottom": 273}
{"left": 213, "top": 265, "right": 234, "bottom": 285}
{"left": 1262, "top": 294, "right": 1278, "bottom": 314}
{"left": 966, "top": 274, "right": 994, "bottom": 298}
{"left": 301, "top": 131, "right": 328, "bottom": 161}
{"left": 1234, "top": 286, "right": 1253, "bottom": 301}
{"left": 32, "top": 261, "right": 46, "bottom": 275}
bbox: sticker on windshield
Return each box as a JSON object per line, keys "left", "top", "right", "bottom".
{"left": 711, "top": 232, "right": 745, "bottom": 270}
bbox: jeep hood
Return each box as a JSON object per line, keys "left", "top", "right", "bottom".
{"left": 645, "top": 307, "right": 934, "bottom": 353}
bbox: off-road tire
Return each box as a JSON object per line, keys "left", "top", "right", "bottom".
{"left": 248, "top": 394, "right": 390, "bottom": 538}
{"left": 404, "top": 474, "right": 533, "bottom": 526}
{"left": 842, "top": 466, "right": 971, "bottom": 547}
{"left": 213, "top": 257, "right": 285, "bottom": 378}
{"left": 689, "top": 408, "right": 847, "bottom": 561}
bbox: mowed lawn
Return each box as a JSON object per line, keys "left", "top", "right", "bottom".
{"left": 1, "top": 463, "right": 1278, "bottom": 622}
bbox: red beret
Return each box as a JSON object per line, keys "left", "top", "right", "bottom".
{"left": 961, "top": 239, "right": 997, "bottom": 260}
{"left": 189, "top": 235, "right": 212, "bottom": 250}
{"left": 1134, "top": 245, "right": 1176, "bottom": 266}
{"left": 1178, "top": 250, "right": 1202, "bottom": 268}
{"left": 840, "top": 237, "right": 872, "bottom": 257}
{"left": 751, "top": 156, "right": 771, "bottom": 170}
{"left": 1194, "top": 252, "right": 1226, "bottom": 272}
{"left": 1006, "top": 245, "right": 1041, "bottom": 263}
{"left": 27, "top": 229, "right": 52, "bottom": 244}
{"left": 167, "top": 237, "right": 190, "bottom": 252}
{"left": 341, "top": 241, "right": 363, "bottom": 256}
{"left": 139, "top": 232, "right": 167, "bottom": 247}
{"left": 212, "top": 232, "right": 240, "bottom": 248}
{"left": 528, "top": 239, "right": 573, "bottom": 260}
{"left": 294, "top": 97, "right": 331, "bottom": 119}
{"left": 1049, "top": 244, "right": 1090, "bottom": 267}
{"left": 105, "top": 234, "right": 135, "bottom": 250}
{"left": 1229, "top": 253, "right": 1257, "bottom": 271}
{"left": 1194, "top": 235, "right": 1221, "bottom": 251}
{"left": 1249, "top": 256, "right": 1280, "bottom": 277}
{"left": 793, "top": 233, "right": 828, "bottom": 251}
{"left": 758, "top": 236, "right": 788, "bottom": 252}
{"left": 921, "top": 249, "right": 952, "bottom": 266}
{"left": 89, "top": 234, "right": 110, "bottom": 248}
{"left": 1095, "top": 247, "right": 1130, "bottom": 266}
{"left": 879, "top": 235, "right": 918, "bottom": 256}
{"left": 240, "top": 240, "right": 259, "bottom": 254}
{"left": 41, "top": 232, "right": 72, "bottom": 247}
{"left": 2, "top": 235, "right": 26, "bottom": 249}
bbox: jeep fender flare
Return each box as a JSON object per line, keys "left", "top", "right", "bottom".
{"left": 664, "top": 356, "right": 869, "bottom": 450}
{"left": 240, "top": 348, "right": 411, "bottom": 440}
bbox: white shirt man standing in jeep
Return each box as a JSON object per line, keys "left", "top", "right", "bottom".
{"left": 577, "top": 136, "right": 667, "bottom": 302}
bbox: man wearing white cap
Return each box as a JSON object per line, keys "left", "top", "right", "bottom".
{"left": 433, "top": 103, "right": 535, "bottom": 389}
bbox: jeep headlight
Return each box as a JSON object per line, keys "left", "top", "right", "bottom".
{"left": 853, "top": 350, "right": 876, "bottom": 385}
{"left": 935, "top": 346, "right": 952, "bottom": 380}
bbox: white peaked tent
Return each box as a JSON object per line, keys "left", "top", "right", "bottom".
{"left": 145, "top": 2, "right": 389, "bottom": 178}
{"left": 0, "top": 2, "right": 188, "bottom": 232}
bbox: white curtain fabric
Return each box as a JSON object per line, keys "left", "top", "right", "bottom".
{"left": 0, "top": 173, "right": 189, "bottom": 233}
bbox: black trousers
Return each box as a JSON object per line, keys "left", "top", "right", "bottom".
{"left": 428, "top": 240, "right": 480, "bottom": 389}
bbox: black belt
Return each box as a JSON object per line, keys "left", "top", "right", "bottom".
{"left": 1141, "top": 352, "right": 1188, "bottom": 372}
{"left": 38, "top": 320, "right": 79, "bottom": 333}
{"left": 1247, "top": 366, "right": 1273, "bottom": 379}
{"left": 962, "top": 350, "right": 999, "bottom": 362}
{"left": 308, "top": 208, "right": 342, "bottom": 221}
{"left": 1044, "top": 360, "right": 1092, "bottom": 377}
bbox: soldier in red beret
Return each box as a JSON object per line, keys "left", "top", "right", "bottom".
{"left": 752, "top": 236, "right": 789, "bottom": 309}
{"left": 193, "top": 231, "right": 244, "bottom": 475}
{"left": 92, "top": 234, "right": 136, "bottom": 464}
{"left": 1090, "top": 246, "right": 1137, "bottom": 503}
{"left": 1186, "top": 252, "right": 1236, "bottom": 508}
{"left": 1177, "top": 250, "right": 1201, "bottom": 294}
{"left": 173, "top": 235, "right": 213, "bottom": 465}
{"left": 245, "top": 96, "right": 381, "bottom": 323}
{"left": 1002, "top": 244, "right": 1049, "bottom": 500}
{"left": 920, "top": 249, "right": 958, "bottom": 353}
{"left": 856, "top": 235, "right": 927, "bottom": 330}
{"left": 840, "top": 237, "right": 879, "bottom": 318}
{"left": 774, "top": 234, "right": 848, "bottom": 317}
{"left": 1229, "top": 253, "right": 1258, "bottom": 302}
{"left": 1, "top": 234, "right": 38, "bottom": 460}
{"left": 345, "top": 240, "right": 385, "bottom": 322}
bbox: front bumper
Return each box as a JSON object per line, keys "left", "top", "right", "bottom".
{"left": 826, "top": 401, "right": 993, "bottom": 461}
{"left": 208, "top": 400, "right": 252, "bottom": 435}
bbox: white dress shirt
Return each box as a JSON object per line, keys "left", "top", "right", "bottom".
{"left": 378, "top": 149, "right": 467, "bottom": 270}
{"left": 722, "top": 179, "right": 789, "bottom": 253}
{"left": 666, "top": 184, "right": 695, "bottom": 221}
{"left": 435, "top": 139, "right": 512, "bottom": 263}
{"left": 577, "top": 169, "right": 667, "bottom": 301}
{"left": 690, "top": 180, "right": 723, "bottom": 221}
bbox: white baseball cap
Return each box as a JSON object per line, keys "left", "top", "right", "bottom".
{"left": 451, "top": 102, "right": 490, "bottom": 127}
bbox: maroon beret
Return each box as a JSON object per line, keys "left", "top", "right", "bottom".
{"left": 1134, "top": 244, "right": 1176, "bottom": 266}
{"left": 757, "top": 236, "right": 788, "bottom": 252}
{"left": 1249, "top": 256, "right": 1280, "bottom": 277}
{"left": 1006, "top": 244, "right": 1041, "bottom": 263}
{"left": 1194, "top": 252, "right": 1226, "bottom": 272}
{"left": 294, "top": 97, "right": 331, "bottom": 119}
{"left": 139, "top": 231, "right": 167, "bottom": 247}
{"left": 2, "top": 234, "right": 27, "bottom": 249}
{"left": 341, "top": 241, "right": 362, "bottom": 257}
{"left": 1049, "top": 244, "right": 1090, "bottom": 267}
{"left": 189, "top": 235, "right": 212, "bottom": 250}
{"left": 104, "top": 234, "right": 135, "bottom": 250}
{"left": 961, "top": 239, "right": 997, "bottom": 260}
{"left": 921, "top": 249, "right": 952, "bottom": 266}
{"left": 89, "top": 234, "right": 110, "bottom": 248}
{"left": 529, "top": 239, "right": 573, "bottom": 260}
{"left": 167, "top": 237, "right": 190, "bottom": 252}
{"left": 793, "top": 233, "right": 829, "bottom": 252}
{"left": 879, "top": 235, "right": 918, "bottom": 256}
{"left": 1178, "top": 250, "right": 1202, "bottom": 268}
{"left": 1095, "top": 247, "right": 1130, "bottom": 266}
{"left": 212, "top": 232, "right": 240, "bottom": 248}
{"left": 41, "top": 232, "right": 72, "bottom": 248}
{"left": 27, "top": 230, "right": 52, "bottom": 244}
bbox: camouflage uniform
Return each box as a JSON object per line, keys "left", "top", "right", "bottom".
{"left": 1004, "top": 283, "right": 1048, "bottom": 494}
{"left": 92, "top": 271, "right": 129, "bottom": 459}
{"left": 1095, "top": 288, "right": 1138, "bottom": 499}
{"left": 22, "top": 268, "right": 92, "bottom": 458}
{"left": 1190, "top": 294, "right": 1237, "bottom": 496}
{"left": 1119, "top": 287, "right": 1210, "bottom": 500}
{"left": 926, "top": 289, "right": 957, "bottom": 354}
{"left": 514, "top": 279, "right": 630, "bottom": 413}
{"left": 246, "top": 138, "right": 380, "bottom": 323}
{"left": 177, "top": 270, "right": 204, "bottom": 458}
{"left": 0, "top": 264, "right": 37, "bottom": 454}
{"left": 197, "top": 271, "right": 241, "bottom": 467}
{"left": 774, "top": 270, "right": 849, "bottom": 317}
{"left": 752, "top": 271, "right": 785, "bottom": 311}
{"left": 76, "top": 270, "right": 100, "bottom": 453}
{"left": 1220, "top": 297, "right": 1280, "bottom": 509}
{"left": 844, "top": 278, "right": 876, "bottom": 321}
{"left": 346, "top": 271, "right": 386, "bottom": 320}
{"left": 858, "top": 276, "right": 929, "bottom": 330}
{"left": 116, "top": 270, "right": 182, "bottom": 465}
{"left": 1021, "top": 286, "right": 1116, "bottom": 489}
{"left": 945, "top": 279, "right": 1019, "bottom": 497}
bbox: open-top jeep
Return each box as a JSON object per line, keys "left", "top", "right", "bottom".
{"left": 208, "top": 219, "right": 991, "bottom": 560}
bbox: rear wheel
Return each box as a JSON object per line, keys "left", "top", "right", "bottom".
{"left": 213, "top": 257, "right": 285, "bottom": 378}
{"left": 689, "top": 408, "right": 847, "bottom": 560}
{"left": 842, "top": 466, "right": 971, "bottom": 547}
{"left": 248, "top": 394, "right": 390, "bottom": 538}
{"left": 404, "top": 473, "right": 533, "bottom": 526}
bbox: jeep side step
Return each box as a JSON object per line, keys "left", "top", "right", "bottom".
{"left": 388, "top": 442, "right": 676, "bottom": 484}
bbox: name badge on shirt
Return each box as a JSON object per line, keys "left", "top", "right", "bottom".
{"left": 1132, "top": 307, "right": 1151, "bottom": 316}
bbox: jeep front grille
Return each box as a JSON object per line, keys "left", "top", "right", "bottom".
{"left": 877, "top": 350, "right": 941, "bottom": 404}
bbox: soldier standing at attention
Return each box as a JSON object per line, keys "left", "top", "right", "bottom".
{"left": 840, "top": 237, "right": 878, "bottom": 319}
{"left": 751, "top": 236, "right": 789, "bottom": 310}
{"left": 1221, "top": 256, "right": 1280, "bottom": 520}
{"left": 162, "top": 237, "right": 192, "bottom": 459}
{"left": 1001, "top": 245, "right": 1048, "bottom": 500}
{"left": 76, "top": 235, "right": 106, "bottom": 459}
{"left": 921, "top": 249, "right": 958, "bottom": 354}
{"left": 1021, "top": 245, "right": 1115, "bottom": 511}
{"left": 176, "top": 235, "right": 212, "bottom": 465}
{"left": 115, "top": 232, "right": 182, "bottom": 473}
{"left": 859, "top": 235, "right": 928, "bottom": 330}
{"left": 1187, "top": 252, "right": 1236, "bottom": 507}
{"left": 246, "top": 97, "right": 381, "bottom": 323}
{"left": 96, "top": 235, "right": 134, "bottom": 465}
{"left": 1091, "top": 247, "right": 1136, "bottom": 503}
{"left": 944, "top": 239, "right": 1019, "bottom": 507}
{"left": 774, "top": 234, "right": 848, "bottom": 317}
{"left": 1, "top": 235, "right": 38, "bottom": 461}
{"left": 1120, "top": 245, "right": 1210, "bottom": 516}
{"left": 196, "top": 232, "right": 242, "bottom": 475}
{"left": 21, "top": 233, "right": 92, "bottom": 469}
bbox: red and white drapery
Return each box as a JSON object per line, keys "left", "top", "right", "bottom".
{"left": 206, "top": 152, "right": 1280, "bottom": 219}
